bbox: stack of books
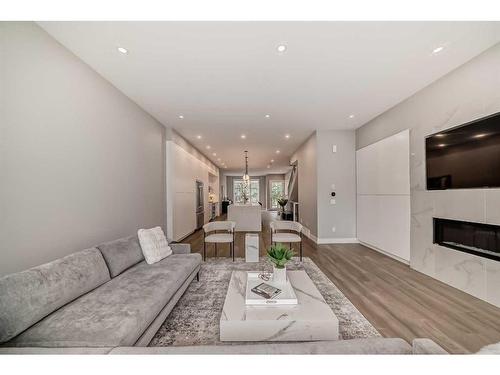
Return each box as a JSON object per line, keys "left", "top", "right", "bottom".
{"left": 245, "top": 272, "right": 298, "bottom": 305}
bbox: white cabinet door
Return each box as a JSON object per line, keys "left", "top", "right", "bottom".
{"left": 356, "top": 130, "right": 410, "bottom": 195}
{"left": 357, "top": 195, "right": 410, "bottom": 261}
{"left": 356, "top": 129, "right": 410, "bottom": 262}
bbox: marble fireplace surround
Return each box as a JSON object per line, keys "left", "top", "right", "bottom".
{"left": 356, "top": 43, "right": 500, "bottom": 308}
{"left": 412, "top": 187, "right": 500, "bottom": 307}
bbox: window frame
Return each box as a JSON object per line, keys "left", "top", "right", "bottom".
{"left": 233, "top": 179, "right": 260, "bottom": 204}
{"left": 269, "top": 180, "right": 285, "bottom": 210}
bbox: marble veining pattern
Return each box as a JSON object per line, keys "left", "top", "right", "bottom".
{"left": 220, "top": 270, "right": 339, "bottom": 341}
{"left": 485, "top": 259, "right": 500, "bottom": 306}
{"left": 245, "top": 233, "right": 259, "bottom": 262}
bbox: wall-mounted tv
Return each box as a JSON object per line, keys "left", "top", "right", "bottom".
{"left": 426, "top": 111, "right": 500, "bottom": 190}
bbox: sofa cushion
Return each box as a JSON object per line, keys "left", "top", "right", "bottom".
{"left": 97, "top": 235, "right": 144, "bottom": 277}
{"left": 0, "top": 347, "right": 114, "bottom": 355}
{"left": 477, "top": 342, "right": 500, "bottom": 354}
{"left": 411, "top": 338, "right": 448, "bottom": 354}
{"left": 0, "top": 248, "right": 110, "bottom": 343}
{"left": 170, "top": 243, "right": 191, "bottom": 254}
{"left": 7, "top": 253, "right": 202, "bottom": 347}
{"left": 110, "top": 338, "right": 412, "bottom": 354}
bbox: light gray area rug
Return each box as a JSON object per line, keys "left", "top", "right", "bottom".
{"left": 149, "top": 257, "right": 380, "bottom": 346}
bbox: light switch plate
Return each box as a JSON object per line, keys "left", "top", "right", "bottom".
{"left": 330, "top": 198, "right": 336, "bottom": 205}
{"left": 332, "top": 145, "right": 337, "bottom": 153}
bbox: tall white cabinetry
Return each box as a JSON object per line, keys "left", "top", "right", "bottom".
{"left": 166, "top": 141, "right": 219, "bottom": 241}
{"left": 356, "top": 129, "right": 410, "bottom": 262}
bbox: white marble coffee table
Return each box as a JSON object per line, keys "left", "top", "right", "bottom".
{"left": 220, "top": 270, "right": 339, "bottom": 342}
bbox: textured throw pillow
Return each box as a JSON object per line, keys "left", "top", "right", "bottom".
{"left": 137, "top": 226, "right": 172, "bottom": 264}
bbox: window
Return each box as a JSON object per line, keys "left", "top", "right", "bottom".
{"left": 233, "top": 179, "right": 260, "bottom": 204}
{"left": 270, "top": 181, "right": 285, "bottom": 209}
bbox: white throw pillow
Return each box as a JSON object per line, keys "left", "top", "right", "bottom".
{"left": 137, "top": 226, "right": 172, "bottom": 264}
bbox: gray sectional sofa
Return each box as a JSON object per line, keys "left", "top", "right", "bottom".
{"left": 0, "top": 338, "right": 449, "bottom": 355}
{"left": 4, "top": 234, "right": 495, "bottom": 355}
{"left": 0, "top": 235, "right": 201, "bottom": 348}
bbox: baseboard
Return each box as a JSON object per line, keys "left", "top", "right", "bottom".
{"left": 301, "top": 227, "right": 358, "bottom": 244}
{"left": 316, "top": 237, "right": 359, "bottom": 244}
{"left": 358, "top": 241, "right": 410, "bottom": 265}
{"left": 301, "top": 226, "right": 318, "bottom": 243}
{"left": 177, "top": 230, "right": 196, "bottom": 242}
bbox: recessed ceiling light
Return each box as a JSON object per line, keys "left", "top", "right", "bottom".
{"left": 217, "top": 158, "right": 221, "bottom": 161}
{"left": 432, "top": 46, "right": 445, "bottom": 54}
{"left": 265, "top": 114, "right": 271, "bottom": 118}
{"left": 285, "top": 134, "right": 290, "bottom": 139}
{"left": 178, "top": 115, "right": 184, "bottom": 119}
{"left": 196, "top": 135, "right": 202, "bottom": 139}
{"left": 241, "top": 134, "right": 246, "bottom": 139}
{"left": 267, "top": 165, "right": 270, "bottom": 169}
{"left": 473, "top": 133, "right": 487, "bottom": 138}
{"left": 206, "top": 145, "right": 211, "bottom": 149}
{"left": 438, "top": 144, "right": 446, "bottom": 147}
{"left": 276, "top": 150, "right": 280, "bottom": 154}
{"left": 270, "top": 159, "right": 274, "bottom": 163}
{"left": 349, "top": 114, "right": 355, "bottom": 119}
{"left": 435, "top": 134, "right": 446, "bottom": 138}
{"left": 117, "top": 47, "right": 128, "bottom": 54}
{"left": 277, "top": 44, "right": 287, "bottom": 53}
{"left": 212, "top": 152, "right": 217, "bottom": 156}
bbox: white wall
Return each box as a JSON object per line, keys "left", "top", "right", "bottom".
{"left": 290, "top": 133, "right": 318, "bottom": 237}
{"left": 356, "top": 130, "right": 410, "bottom": 262}
{"left": 166, "top": 131, "right": 219, "bottom": 241}
{"left": 290, "top": 130, "right": 356, "bottom": 243}
{"left": 291, "top": 130, "right": 357, "bottom": 243}
{"left": 356, "top": 43, "right": 500, "bottom": 307}
{"left": 316, "top": 130, "right": 357, "bottom": 242}
{"left": 0, "top": 22, "right": 166, "bottom": 276}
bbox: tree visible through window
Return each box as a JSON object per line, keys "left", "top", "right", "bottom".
{"left": 270, "top": 181, "right": 285, "bottom": 209}
{"left": 233, "top": 179, "right": 260, "bottom": 204}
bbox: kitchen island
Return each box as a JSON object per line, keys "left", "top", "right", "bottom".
{"left": 227, "top": 203, "right": 262, "bottom": 232}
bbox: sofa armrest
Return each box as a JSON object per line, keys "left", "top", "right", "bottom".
{"left": 412, "top": 339, "right": 448, "bottom": 354}
{"left": 170, "top": 243, "right": 191, "bottom": 254}
{"left": 477, "top": 342, "right": 500, "bottom": 354}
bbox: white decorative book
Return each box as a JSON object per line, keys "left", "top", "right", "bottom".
{"left": 245, "top": 272, "right": 298, "bottom": 305}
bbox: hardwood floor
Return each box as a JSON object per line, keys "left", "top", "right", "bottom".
{"left": 182, "top": 213, "right": 500, "bottom": 354}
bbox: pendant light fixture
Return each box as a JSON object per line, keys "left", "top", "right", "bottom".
{"left": 242, "top": 151, "right": 250, "bottom": 182}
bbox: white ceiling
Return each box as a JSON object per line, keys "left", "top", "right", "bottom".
{"left": 39, "top": 21, "right": 500, "bottom": 174}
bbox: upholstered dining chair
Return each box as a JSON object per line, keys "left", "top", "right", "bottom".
{"left": 203, "top": 221, "right": 236, "bottom": 261}
{"left": 270, "top": 221, "right": 303, "bottom": 261}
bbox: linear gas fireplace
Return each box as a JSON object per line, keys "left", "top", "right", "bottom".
{"left": 433, "top": 218, "right": 500, "bottom": 261}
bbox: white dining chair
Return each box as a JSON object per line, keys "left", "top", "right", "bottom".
{"left": 270, "top": 221, "right": 303, "bottom": 261}
{"left": 203, "top": 221, "right": 236, "bottom": 261}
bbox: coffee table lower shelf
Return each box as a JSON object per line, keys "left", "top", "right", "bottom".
{"left": 220, "top": 270, "right": 339, "bottom": 342}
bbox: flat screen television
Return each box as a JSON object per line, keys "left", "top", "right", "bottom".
{"left": 426, "top": 111, "right": 500, "bottom": 190}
